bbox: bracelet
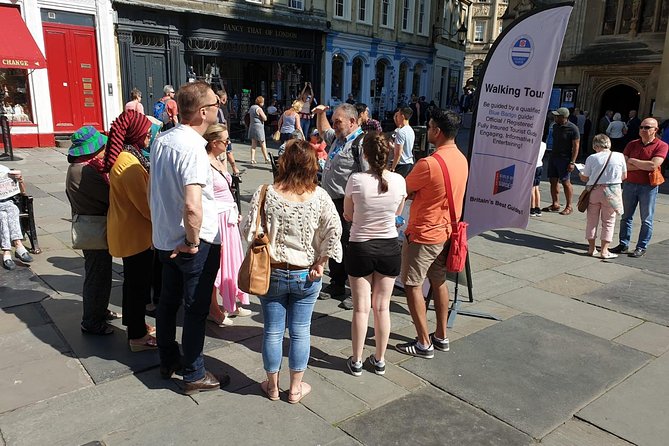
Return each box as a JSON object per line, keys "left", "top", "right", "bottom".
{"left": 184, "top": 238, "right": 200, "bottom": 248}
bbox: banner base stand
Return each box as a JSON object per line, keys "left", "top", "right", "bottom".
{"left": 424, "top": 254, "right": 501, "bottom": 329}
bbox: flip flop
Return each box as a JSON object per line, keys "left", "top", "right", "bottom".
{"left": 260, "top": 380, "right": 280, "bottom": 401}
{"left": 559, "top": 207, "right": 573, "bottom": 215}
{"left": 288, "top": 382, "right": 311, "bottom": 404}
{"left": 541, "top": 205, "right": 561, "bottom": 212}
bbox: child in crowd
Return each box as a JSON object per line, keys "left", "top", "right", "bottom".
{"left": 530, "top": 141, "right": 547, "bottom": 216}
{"left": 309, "top": 129, "right": 327, "bottom": 170}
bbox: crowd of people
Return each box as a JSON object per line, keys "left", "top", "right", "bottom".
{"left": 538, "top": 106, "right": 667, "bottom": 259}
{"left": 55, "top": 80, "right": 471, "bottom": 400}
{"left": 4, "top": 78, "right": 665, "bottom": 403}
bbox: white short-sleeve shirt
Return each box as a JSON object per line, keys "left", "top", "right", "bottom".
{"left": 345, "top": 171, "right": 407, "bottom": 242}
{"left": 583, "top": 150, "right": 627, "bottom": 185}
{"left": 150, "top": 125, "right": 220, "bottom": 250}
{"left": 394, "top": 125, "right": 416, "bottom": 165}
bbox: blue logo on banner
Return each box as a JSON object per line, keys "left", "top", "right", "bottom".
{"left": 494, "top": 165, "right": 515, "bottom": 194}
{"left": 509, "top": 36, "right": 533, "bottom": 69}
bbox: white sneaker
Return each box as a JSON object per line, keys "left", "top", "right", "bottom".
{"left": 233, "top": 307, "right": 252, "bottom": 317}
{"left": 207, "top": 314, "right": 233, "bottom": 327}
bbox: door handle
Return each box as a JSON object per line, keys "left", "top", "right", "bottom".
{"left": 148, "top": 76, "right": 153, "bottom": 89}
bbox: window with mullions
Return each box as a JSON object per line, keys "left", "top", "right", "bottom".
{"left": 358, "top": 0, "right": 373, "bottom": 23}
{"left": 602, "top": 0, "right": 669, "bottom": 35}
{"left": 402, "top": 0, "right": 414, "bottom": 32}
{"left": 382, "top": 0, "right": 395, "bottom": 28}
{"left": 288, "top": 0, "right": 304, "bottom": 10}
{"left": 417, "top": 0, "right": 430, "bottom": 35}
{"left": 334, "top": 0, "right": 351, "bottom": 19}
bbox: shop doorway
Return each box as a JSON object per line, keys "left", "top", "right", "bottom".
{"left": 599, "top": 84, "right": 640, "bottom": 122}
{"left": 43, "top": 20, "right": 103, "bottom": 133}
{"left": 131, "top": 52, "right": 167, "bottom": 112}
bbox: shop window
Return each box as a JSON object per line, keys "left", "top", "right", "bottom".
{"left": 381, "top": 0, "right": 395, "bottom": 28}
{"left": 398, "top": 62, "right": 409, "bottom": 103}
{"left": 602, "top": 0, "right": 669, "bottom": 34}
{"left": 412, "top": 63, "right": 423, "bottom": 96}
{"left": 351, "top": 57, "right": 363, "bottom": 100}
{"left": 402, "top": 0, "right": 414, "bottom": 32}
{"left": 332, "top": 55, "right": 344, "bottom": 101}
{"left": 288, "top": 0, "right": 304, "bottom": 10}
{"left": 0, "top": 69, "right": 33, "bottom": 123}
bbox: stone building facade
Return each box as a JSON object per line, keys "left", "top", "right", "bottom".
{"left": 507, "top": 0, "right": 669, "bottom": 126}
{"left": 463, "top": 0, "right": 508, "bottom": 88}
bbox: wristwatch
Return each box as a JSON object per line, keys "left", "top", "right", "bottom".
{"left": 569, "top": 162, "right": 575, "bottom": 165}
{"left": 184, "top": 238, "right": 200, "bottom": 248}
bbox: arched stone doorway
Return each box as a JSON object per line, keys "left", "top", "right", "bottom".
{"left": 599, "top": 84, "right": 640, "bottom": 123}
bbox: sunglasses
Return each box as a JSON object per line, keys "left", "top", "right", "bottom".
{"left": 216, "top": 139, "right": 231, "bottom": 145}
{"left": 639, "top": 126, "right": 656, "bottom": 130}
{"left": 201, "top": 99, "right": 221, "bottom": 110}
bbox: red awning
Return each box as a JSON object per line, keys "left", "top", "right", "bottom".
{"left": 0, "top": 7, "right": 47, "bottom": 69}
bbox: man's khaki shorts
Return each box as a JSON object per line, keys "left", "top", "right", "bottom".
{"left": 400, "top": 238, "right": 449, "bottom": 287}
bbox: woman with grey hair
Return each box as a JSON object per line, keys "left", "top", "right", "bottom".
{"left": 606, "top": 112, "right": 627, "bottom": 152}
{"left": 579, "top": 134, "right": 627, "bottom": 259}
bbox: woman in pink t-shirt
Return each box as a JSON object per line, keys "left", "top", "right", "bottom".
{"left": 343, "top": 132, "right": 406, "bottom": 377}
{"left": 124, "top": 88, "right": 145, "bottom": 115}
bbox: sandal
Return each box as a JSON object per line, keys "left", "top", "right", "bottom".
{"left": 288, "top": 382, "right": 311, "bottom": 404}
{"left": 260, "top": 380, "right": 280, "bottom": 401}
{"left": 559, "top": 206, "right": 573, "bottom": 215}
{"left": 105, "top": 310, "right": 122, "bottom": 321}
{"left": 129, "top": 335, "right": 157, "bottom": 352}
{"left": 541, "top": 205, "right": 561, "bottom": 212}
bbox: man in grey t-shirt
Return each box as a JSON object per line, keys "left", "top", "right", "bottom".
{"left": 391, "top": 107, "right": 416, "bottom": 178}
{"left": 313, "top": 103, "right": 368, "bottom": 308}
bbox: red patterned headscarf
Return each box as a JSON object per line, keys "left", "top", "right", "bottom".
{"left": 103, "top": 110, "right": 152, "bottom": 172}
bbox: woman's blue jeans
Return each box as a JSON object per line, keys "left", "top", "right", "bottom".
{"left": 260, "top": 269, "right": 321, "bottom": 373}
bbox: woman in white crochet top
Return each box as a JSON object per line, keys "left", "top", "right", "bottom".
{"left": 244, "top": 139, "right": 342, "bottom": 404}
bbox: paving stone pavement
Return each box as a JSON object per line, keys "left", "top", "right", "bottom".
{"left": 1, "top": 141, "right": 668, "bottom": 445}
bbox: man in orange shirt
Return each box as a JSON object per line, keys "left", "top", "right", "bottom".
{"left": 396, "top": 109, "right": 468, "bottom": 358}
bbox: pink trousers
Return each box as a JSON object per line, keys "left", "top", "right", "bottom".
{"left": 585, "top": 185, "right": 616, "bottom": 242}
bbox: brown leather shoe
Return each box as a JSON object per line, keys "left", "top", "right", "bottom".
{"left": 182, "top": 371, "right": 220, "bottom": 395}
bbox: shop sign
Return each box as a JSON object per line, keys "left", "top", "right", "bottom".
{"left": 2, "top": 59, "right": 30, "bottom": 68}
{"left": 221, "top": 23, "right": 298, "bottom": 40}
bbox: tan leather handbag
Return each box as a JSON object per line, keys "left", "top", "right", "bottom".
{"left": 649, "top": 168, "right": 665, "bottom": 186}
{"left": 237, "top": 185, "right": 271, "bottom": 296}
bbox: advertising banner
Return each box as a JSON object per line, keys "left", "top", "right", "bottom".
{"left": 464, "top": 3, "right": 573, "bottom": 238}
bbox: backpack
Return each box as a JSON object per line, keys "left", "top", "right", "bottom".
{"left": 351, "top": 133, "right": 365, "bottom": 172}
{"left": 153, "top": 99, "right": 170, "bottom": 124}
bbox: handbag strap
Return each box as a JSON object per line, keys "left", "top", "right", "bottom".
{"left": 255, "top": 184, "right": 269, "bottom": 236}
{"left": 432, "top": 153, "right": 458, "bottom": 231}
{"left": 590, "top": 151, "right": 613, "bottom": 188}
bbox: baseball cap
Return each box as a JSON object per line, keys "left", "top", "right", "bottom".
{"left": 552, "top": 107, "right": 569, "bottom": 117}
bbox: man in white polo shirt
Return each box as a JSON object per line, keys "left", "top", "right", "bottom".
{"left": 150, "top": 81, "right": 225, "bottom": 395}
